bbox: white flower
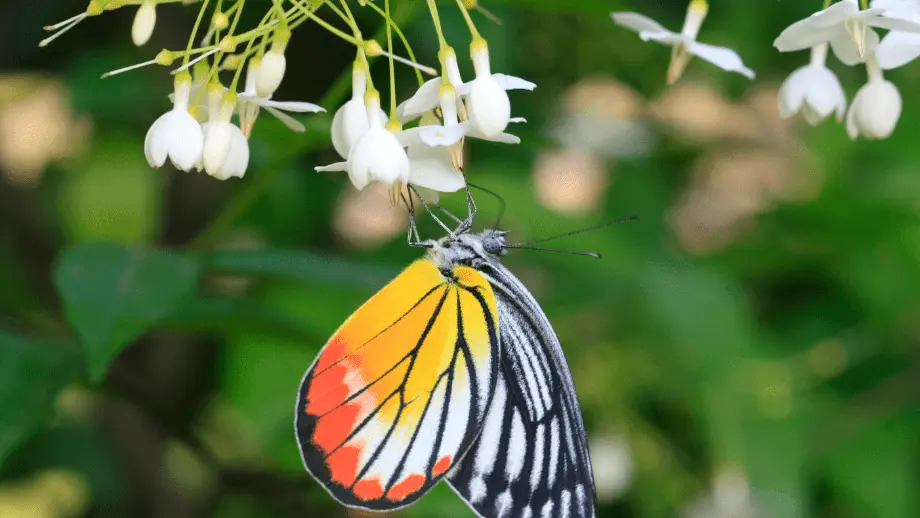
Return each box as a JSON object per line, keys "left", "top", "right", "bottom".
{"left": 144, "top": 73, "right": 203, "bottom": 171}
{"left": 414, "top": 83, "right": 523, "bottom": 148}
{"left": 317, "top": 93, "right": 409, "bottom": 191}
{"left": 397, "top": 47, "right": 466, "bottom": 123}
{"left": 778, "top": 43, "right": 847, "bottom": 125}
{"left": 405, "top": 143, "right": 466, "bottom": 203}
{"left": 202, "top": 94, "right": 250, "bottom": 179}
{"left": 256, "top": 30, "right": 290, "bottom": 97}
{"left": 612, "top": 0, "right": 755, "bottom": 84}
{"left": 464, "top": 39, "right": 536, "bottom": 137}
{"left": 873, "top": 0, "right": 920, "bottom": 68}
{"left": 774, "top": 0, "right": 920, "bottom": 65}
{"left": 132, "top": 0, "right": 157, "bottom": 46}
{"left": 330, "top": 62, "right": 386, "bottom": 159}
{"left": 237, "top": 58, "right": 324, "bottom": 137}
{"left": 847, "top": 54, "right": 902, "bottom": 140}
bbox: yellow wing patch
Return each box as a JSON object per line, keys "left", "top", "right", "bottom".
{"left": 296, "top": 259, "right": 499, "bottom": 510}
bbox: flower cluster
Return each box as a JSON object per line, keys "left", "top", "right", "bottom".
{"left": 614, "top": 0, "right": 920, "bottom": 141}
{"left": 40, "top": 0, "right": 534, "bottom": 206}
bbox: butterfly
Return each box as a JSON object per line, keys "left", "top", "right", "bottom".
{"left": 294, "top": 229, "right": 597, "bottom": 517}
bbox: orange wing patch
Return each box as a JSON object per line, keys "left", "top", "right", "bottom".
{"left": 295, "top": 260, "right": 499, "bottom": 510}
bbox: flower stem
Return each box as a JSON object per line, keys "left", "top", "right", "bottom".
{"left": 183, "top": 0, "right": 212, "bottom": 66}
{"left": 386, "top": 0, "right": 398, "bottom": 121}
{"left": 362, "top": 0, "right": 424, "bottom": 86}
{"left": 455, "top": 0, "right": 481, "bottom": 40}
{"left": 426, "top": 0, "right": 448, "bottom": 49}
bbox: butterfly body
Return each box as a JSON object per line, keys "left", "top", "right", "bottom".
{"left": 296, "top": 231, "right": 597, "bottom": 517}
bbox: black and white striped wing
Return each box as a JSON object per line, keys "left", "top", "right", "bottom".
{"left": 447, "top": 262, "right": 597, "bottom": 518}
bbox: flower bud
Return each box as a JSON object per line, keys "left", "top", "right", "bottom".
{"left": 203, "top": 94, "right": 237, "bottom": 174}
{"left": 846, "top": 57, "right": 901, "bottom": 140}
{"left": 257, "top": 49, "right": 287, "bottom": 97}
{"left": 131, "top": 0, "right": 156, "bottom": 46}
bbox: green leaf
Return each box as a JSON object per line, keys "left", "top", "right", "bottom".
{"left": 0, "top": 331, "right": 79, "bottom": 469}
{"left": 53, "top": 243, "right": 199, "bottom": 382}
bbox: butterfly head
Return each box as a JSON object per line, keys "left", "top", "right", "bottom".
{"left": 427, "top": 230, "right": 509, "bottom": 271}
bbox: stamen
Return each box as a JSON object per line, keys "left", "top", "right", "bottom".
{"left": 378, "top": 50, "right": 438, "bottom": 76}
{"left": 101, "top": 58, "right": 160, "bottom": 78}
{"left": 43, "top": 12, "right": 87, "bottom": 31}
{"left": 172, "top": 47, "right": 220, "bottom": 74}
{"left": 38, "top": 14, "right": 86, "bottom": 47}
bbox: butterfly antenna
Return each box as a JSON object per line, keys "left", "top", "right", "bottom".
{"left": 511, "top": 216, "right": 639, "bottom": 247}
{"left": 467, "top": 182, "right": 507, "bottom": 232}
{"left": 503, "top": 245, "right": 601, "bottom": 259}
{"left": 475, "top": 4, "right": 503, "bottom": 25}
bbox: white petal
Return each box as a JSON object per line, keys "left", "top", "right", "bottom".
{"left": 686, "top": 41, "right": 756, "bottom": 79}
{"left": 867, "top": 12, "right": 920, "bottom": 32}
{"left": 203, "top": 121, "right": 233, "bottom": 175}
{"left": 492, "top": 74, "right": 537, "bottom": 91}
{"left": 211, "top": 125, "right": 249, "bottom": 180}
{"left": 315, "top": 162, "right": 347, "bottom": 172}
{"left": 777, "top": 66, "right": 810, "bottom": 118}
{"left": 467, "top": 76, "right": 511, "bottom": 138}
{"left": 166, "top": 111, "right": 205, "bottom": 171}
{"left": 828, "top": 26, "right": 877, "bottom": 65}
{"left": 773, "top": 1, "right": 858, "bottom": 52}
{"left": 639, "top": 31, "right": 683, "bottom": 46}
{"left": 144, "top": 116, "right": 169, "bottom": 168}
{"left": 846, "top": 90, "right": 861, "bottom": 140}
{"left": 407, "top": 144, "right": 465, "bottom": 192}
{"left": 461, "top": 121, "right": 520, "bottom": 144}
{"left": 419, "top": 124, "right": 467, "bottom": 147}
{"left": 347, "top": 127, "right": 410, "bottom": 188}
{"left": 257, "top": 99, "right": 326, "bottom": 112}
{"left": 264, "top": 105, "right": 306, "bottom": 132}
{"left": 610, "top": 12, "right": 670, "bottom": 35}
{"left": 397, "top": 78, "right": 441, "bottom": 122}
{"left": 395, "top": 126, "right": 424, "bottom": 148}
{"left": 804, "top": 67, "right": 847, "bottom": 121}
{"left": 509, "top": 117, "right": 527, "bottom": 123}
{"left": 876, "top": 30, "right": 920, "bottom": 69}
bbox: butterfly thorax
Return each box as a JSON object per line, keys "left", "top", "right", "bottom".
{"left": 426, "top": 231, "right": 509, "bottom": 273}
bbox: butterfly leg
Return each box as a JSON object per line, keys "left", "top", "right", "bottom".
{"left": 408, "top": 185, "right": 455, "bottom": 237}
{"left": 402, "top": 191, "right": 425, "bottom": 247}
{"left": 450, "top": 183, "right": 478, "bottom": 236}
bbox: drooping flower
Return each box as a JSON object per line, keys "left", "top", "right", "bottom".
{"left": 317, "top": 92, "right": 409, "bottom": 193}
{"left": 131, "top": 0, "right": 157, "bottom": 46}
{"left": 330, "top": 61, "right": 387, "bottom": 159}
{"left": 202, "top": 93, "right": 250, "bottom": 179}
{"left": 873, "top": 0, "right": 920, "bottom": 68}
{"left": 612, "top": 0, "right": 755, "bottom": 84}
{"left": 237, "top": 58, "right": 324, "bottom": 137}
{"left": 144, "top": 72, "right": 203, "bottom": 171}
{"left": 774, "top": 0, "right": 920, "bottom": 65}
{"left": 463, "top": 39, "right": 536, "bottom": 137}
{"left": 846, "top": 54, "right": 902, "bottom": 140}
{"left": 777, "top": 43, "right": 847, "bottom": 125}
{"left": 256, "top": 29, "right": 290, "bottom": 97}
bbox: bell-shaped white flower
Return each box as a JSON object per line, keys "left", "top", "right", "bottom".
{"left": 144, "top": 72, "right": 204, "bottom": 171}
{"left": 408, "top": 84, "right": 524, "bottom": 148}
{"left": 846, "top": 54, "right": 902, "bottom": 140}
{"left": 873, "top": 0, "right": 920, "bottom": 68}
{"left": 330, "top": 61, "right": 387, "bottom": 159}
{"left": 202, "top": 93, "right": 250, "bottom": 179}
{"left": 397, "top": 47, "right": 467, "bottom": 123}
{"left": 317, "top": 93, "right": 409, "bottom": 191}
{"left": 237, "top": 58, "right": 325, "bottom": 137}
{"left": 256, "top": 30, "right": 289, "bottom": 97}
{"left": 132, "top": 0, "right": 157, "bottom": 46}
{"left": 774, "top": 0, "right": 920, "bottom": 65}
{"left": 463, "top": 39, "right": 536, "bottom": 138}
{"left": 612, "top": 0, "right": 755, "bottom": 84}
{"left": 778, "top": 43, "right": 847, "bottom": 125}
{"left": 404, "top": 112, "right": 465, "bottom": 202}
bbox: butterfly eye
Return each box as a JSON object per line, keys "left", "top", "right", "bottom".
{"left": 482, "top": 238, "right": 503, "bottom": 255}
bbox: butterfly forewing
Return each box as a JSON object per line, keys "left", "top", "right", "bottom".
{"left": 447, "top": 262, "right": 597, "bottom": 518}
{"left": 295, "top": 260, "right": 500, "bottom": 511}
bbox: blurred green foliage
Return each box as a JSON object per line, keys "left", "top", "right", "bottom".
{"left": 1, "top": 0, "right": 919, "bottom": 517}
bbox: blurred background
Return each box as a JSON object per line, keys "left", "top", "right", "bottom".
{"left": 2, "top": 0, "right": 919, "bottom": 517}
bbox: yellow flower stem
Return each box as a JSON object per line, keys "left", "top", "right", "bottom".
{"left": 425, "top": 0, "right": 448, "bottom": 50}
{"left": 455, "top": 0, "right": 481, "bottom": 40}
{"left": 385, "top": 0, "right": 398, "bottom": 122}
{"left": 183, "top": 0, "right": 212, "bottom": 66}
{"left": 362, "top": 0, "right": 424, "bottom": 86}
{"left": 859, "top": 0, "right": 867, "bottom": 9}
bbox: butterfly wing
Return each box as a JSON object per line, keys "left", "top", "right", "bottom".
{"left": 447, "top": 262, "right": 597, "bottom": 518}
{"left": 295, "top": 259, "right": 500, "bottom": 511}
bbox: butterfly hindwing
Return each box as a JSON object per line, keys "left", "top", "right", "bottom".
{"left": 447, "top": 262, "right": 597, "bottom": 518}
{"left": 295, "top": 260, "right": 500, "bottom": 511}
